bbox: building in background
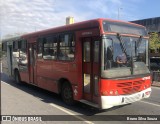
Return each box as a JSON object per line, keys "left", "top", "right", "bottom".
{"left": 131, "top": 17, "right": 160, "bottom": 78}
{"left": 66, "top": 17, "right": 74, "bottom": 25}
{"left": 131, "top": 17, "right": 160, "bottom": 34}
{"left": 131, "top": 17, "right": 160, "bottom": 57}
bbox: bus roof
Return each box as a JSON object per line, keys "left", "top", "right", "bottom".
{"left": 23, "top": 18, "right": 145, "bottom": 37}
{"left": 22, "top": 18, "right": 100, "bottom": 38}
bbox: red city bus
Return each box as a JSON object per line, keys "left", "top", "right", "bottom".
{"left": 2, "top": 18, "right": 152, "bottom": 109}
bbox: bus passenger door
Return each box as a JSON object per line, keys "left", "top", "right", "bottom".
{"left": 29, "top": 43, "right": 37, "bottom": 85}
{"left": 82, "top": 37, "right": 100, "bottom": 103}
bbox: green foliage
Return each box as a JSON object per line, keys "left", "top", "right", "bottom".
{"left": 149, "top": 32, "right": 160, "bottom": 53}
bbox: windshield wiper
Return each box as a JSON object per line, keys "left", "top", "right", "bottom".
{"left": 117, "top": 33, "right": 133, "bottom": 74}
{"left": 117, "top": 33, "right": 127, "bottom": 57}
{"left": 135, "top": 36, "right": 143, "bottom": 55}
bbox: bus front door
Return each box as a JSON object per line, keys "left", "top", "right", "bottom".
{"left": 29, "top": 43, "right": 37, "bottom": 85}
{"left": 82, "top": 37, "right": 100, "bottom": 104}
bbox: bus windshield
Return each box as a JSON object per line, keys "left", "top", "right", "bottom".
{"left": 102, "top": 35, "right": 150, "bottom": 78}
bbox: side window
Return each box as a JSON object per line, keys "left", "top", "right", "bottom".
{"left": 13, "top": 41, "right": 19, "bottom": 52}
{"left": 37, "top": 38, "right": 43, "bottom": 59}
{"left": 19, "top": 40, "right": 27, "bottom": 66}
{"left": 53, "top": 37, "right": 58, "bottom": 59}
{"left": 21, "top": 40, "right": 27, "bottom": 49}
{"left": 2, "top": 42, "right": 7, "bottom": 51}
{"left": 13, "top": 41, "right": 19, "bottom": 58}
{"left": 83, "top": 41, "right": 90, "bottom": 62}
{"left": 94, "top": 41, "right": 100, "bottom": 62}
{"left": 2, "top": 42, "right": 7, "bottom": 57}
{"left": 43, "top": 36, "right": 57, "bottom": 60}
{"left": 58, "top": 33, "right": 75, "bottom": 61}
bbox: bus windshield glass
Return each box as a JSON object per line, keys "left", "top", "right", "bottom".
{"left": 102, "top": 35, "right": 150, "bottom": 78}
{"left": 103, "top": 21, "right": 147, "bottom": 36}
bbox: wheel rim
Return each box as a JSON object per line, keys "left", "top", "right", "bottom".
{"left": 64, "top": 86, "right": 72, "bottom": 100}
{"left": 62, "top": 83, "right": 74, "bottom": 105}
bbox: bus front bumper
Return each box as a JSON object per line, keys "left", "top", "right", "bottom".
{"left": 100, "top": 87, "right": 151, "bottom": 109}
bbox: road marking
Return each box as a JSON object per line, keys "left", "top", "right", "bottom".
{"left": 49, "top": 103, "right": 93, "bottom": 124}
{"left": 139, "top": 100, "right": 160, "bottom": 107}
{"left": 1, "top": 81, "right": 10, "bottom": 85}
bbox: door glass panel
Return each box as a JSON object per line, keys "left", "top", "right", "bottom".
{"left": 94, "top": 41, "right": 100, "bottom": 62}
{"left": 33, "top": 44, "right": 37, "bottom": 66}
{"left": 29, "top": 47, "right": 33, "bottom": 65}
{"left": 84, "top": 74, "right": 90, "bottom": 93}
{"left": 94, "top": 75, "right": 99, "bottom": 96}
{"left": 83, "top": 42, "right": 90, "bottom": 62}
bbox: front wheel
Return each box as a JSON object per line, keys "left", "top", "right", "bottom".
{"left": 61, "top": 82, "right": 75, "bottom": 105}
{"left": 14, "top": 70, "right": 21, "bottom": 84}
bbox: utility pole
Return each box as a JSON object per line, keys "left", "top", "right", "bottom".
{"left": 118, "top": 7, "right": 123, "bottom": 20}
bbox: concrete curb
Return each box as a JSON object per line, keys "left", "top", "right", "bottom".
{"left": 152, "top": 81, "right": 160, "bottom": 87}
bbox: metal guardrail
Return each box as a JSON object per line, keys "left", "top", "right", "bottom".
{"left": 152, "top": 71, "right": 160, "bottom": 82}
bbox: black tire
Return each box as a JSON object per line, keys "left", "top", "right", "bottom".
{"left": 14, "top": 70, "right": 21, "bottom": 84}
{"left": 61, "top": 82, "right": 75, "bottom": 105}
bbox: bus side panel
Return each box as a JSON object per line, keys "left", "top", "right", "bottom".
{"left": 37, "top": 75, "right": 58, "bottom": 93}
{"left": 19, "top": 71, "right": 29, "bottom": 83}
{"left": 36, "top": 59, "right": 78, "bottom": 94}
{"left": 36, "top": 59, "right": 59, "bottom": 93}
{"left": 53, "top": 61, "right": 78, "bottom": 92}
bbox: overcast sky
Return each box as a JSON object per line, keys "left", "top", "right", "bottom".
{"left": 0, "top": 0, "right": 160, "bottom": 38}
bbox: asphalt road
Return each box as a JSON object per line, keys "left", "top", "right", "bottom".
{"left": 1, "top": 73, "right": 160, "bottom": 124}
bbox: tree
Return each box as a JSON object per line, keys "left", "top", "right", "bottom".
{"left": 149, "top": 32, "right": 160, "bottom": 53}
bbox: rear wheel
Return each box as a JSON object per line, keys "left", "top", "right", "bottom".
{"left": 14, "top": 70, "right": 21, "bottom": 84}
{"left": 61, "top": 82, "right": 75, "bottom": 105}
